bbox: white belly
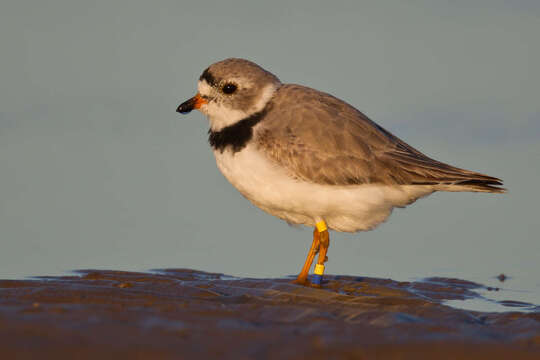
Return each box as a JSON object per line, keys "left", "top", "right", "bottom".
{"left": 213, "top": 144, "right": 433, "bottom": 232}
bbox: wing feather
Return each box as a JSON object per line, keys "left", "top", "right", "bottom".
{"left": 256, "top": 84, "right": 505, "bottom": 193}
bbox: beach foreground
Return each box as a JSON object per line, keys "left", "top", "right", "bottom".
{"left": 1, "top": 269, "right": 538, "bottom": 359}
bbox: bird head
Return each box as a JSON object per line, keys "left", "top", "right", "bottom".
{"left": 177, "top": 58, "right": 281, "bottom": 131}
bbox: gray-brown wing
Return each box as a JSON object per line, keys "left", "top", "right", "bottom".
{"left": 256, "top": 84, "right": 504, "bottom": 192}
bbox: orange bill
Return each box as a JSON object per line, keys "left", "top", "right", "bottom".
{"left": 176, "top": 93, "right": 207, "bottom": 114}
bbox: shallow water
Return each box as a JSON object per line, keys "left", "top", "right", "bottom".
{"left": 1, "top": 269, "right": 538, "bottom": 359}
{"left": 2, "top": 0, "right": 540, "bottom": 338}
{"left": 418, "top": 271, "right": 539, "bottom": 313}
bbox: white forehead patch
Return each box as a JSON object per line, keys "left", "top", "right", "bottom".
{"left": 197, "top": 80, "right": 212, "bottom": 97}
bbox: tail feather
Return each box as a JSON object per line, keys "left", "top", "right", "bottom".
{"left": 384, "top": 149, "right": 506, "bottom": 194}
{"left": 434, "top": 178, "right": 506, "bottom": 193}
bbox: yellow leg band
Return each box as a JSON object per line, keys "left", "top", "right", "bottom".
{"left": 315, "top": 220, "right": 327, "bottom": 233}
{"left": 314, "top": 264, "right": 325, "bottom": 275}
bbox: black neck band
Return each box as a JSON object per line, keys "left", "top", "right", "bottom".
{"left": 208, "top": 104, "right": 271, "bottom": 153}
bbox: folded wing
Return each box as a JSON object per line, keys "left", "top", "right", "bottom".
{"left": 256, "top": 84, "right": 505, "bottom": 193}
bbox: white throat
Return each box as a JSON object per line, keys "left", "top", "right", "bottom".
{"left": 197, "top": 81, "right": 278, "bottom": 132}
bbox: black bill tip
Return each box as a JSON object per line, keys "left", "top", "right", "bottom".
{"left": 176, "top": 97, "right": 196, "bottom": 114}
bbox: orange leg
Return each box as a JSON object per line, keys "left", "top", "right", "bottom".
{"left": 293, "top": 220, "right": 331, "bottom": 287}
{"left": 292, "top": 229, "right": 320, "bottom": 285}
{"left": 317, "top": 229, "right": 329, "bottom": 266}
{"left": 311, "top": 229, "right": 330, "bottom": 288}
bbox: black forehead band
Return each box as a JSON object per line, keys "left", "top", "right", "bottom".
{"left": 199, "top": 68, "right": 217, "bottom": 87}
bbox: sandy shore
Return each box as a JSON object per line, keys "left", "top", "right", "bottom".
{"left": 1, "top": 269, "right": 538, "bottom": 359}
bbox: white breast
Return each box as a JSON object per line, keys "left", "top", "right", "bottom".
{"left": 213, "top": 144, "right": 434, "bottom": 232}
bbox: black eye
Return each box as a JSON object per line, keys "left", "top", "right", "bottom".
{"left": 222, "top": 83, "right": 237, "bottom": 94}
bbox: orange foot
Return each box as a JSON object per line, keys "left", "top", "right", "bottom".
{"left": 291, "top": 278, "right": 311, "bottom": 286}
{"left": 291, "top": 278, "right": 323, "bottom": 288}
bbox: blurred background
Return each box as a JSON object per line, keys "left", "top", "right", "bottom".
{"left": 1, "top": 1, "right": 538, "bottom": 309}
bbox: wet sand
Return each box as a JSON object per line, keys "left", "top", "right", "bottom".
{"left": 1, "top": 269, "right": 539, "bottom": 359}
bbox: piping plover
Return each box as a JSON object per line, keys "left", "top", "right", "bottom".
{"left": 177, "top": 58, "right": 505, "bottom": 287}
